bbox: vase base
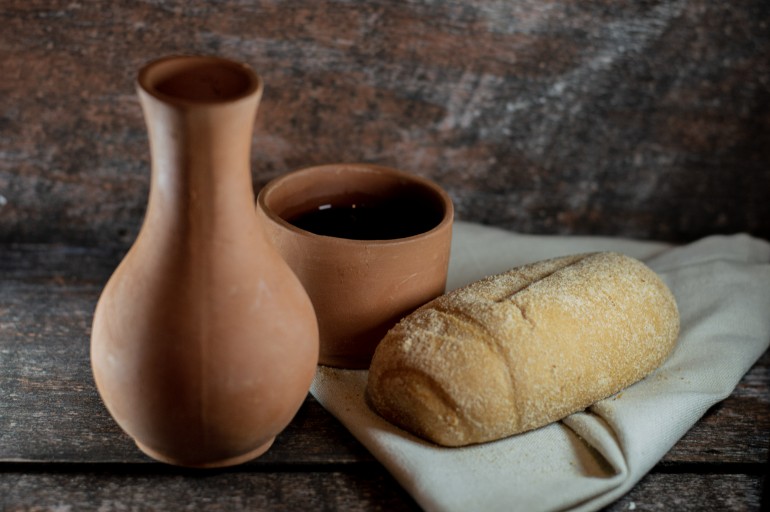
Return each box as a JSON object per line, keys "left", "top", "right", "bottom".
{"left": 135, "top": 437, "right": 276, "bottom": 468}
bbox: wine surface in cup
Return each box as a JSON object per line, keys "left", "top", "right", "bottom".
{"left": 287, "top": 195, "right": 443, "bottom": 240}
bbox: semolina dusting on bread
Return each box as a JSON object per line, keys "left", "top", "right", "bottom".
{"left": 365, "top": 252, "right": 680, "bottom": 447}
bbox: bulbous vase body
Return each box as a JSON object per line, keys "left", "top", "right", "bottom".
{"left": 90, "top": 56, "right": 319, "bottom": 468}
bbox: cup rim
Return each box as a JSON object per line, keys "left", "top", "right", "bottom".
{"left": 256, "top": 163, "right": 454, "bottom": 246}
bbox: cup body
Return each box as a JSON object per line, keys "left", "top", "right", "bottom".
{"left": 256, "top": 163, "right": 454, "bottom": 368}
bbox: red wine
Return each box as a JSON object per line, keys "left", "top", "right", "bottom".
{"left": 287, "top": 195, "right": 444, "bottom": 240}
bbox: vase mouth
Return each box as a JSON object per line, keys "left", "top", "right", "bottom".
{"left": 137, "top": 55, "right": 262, "bottom": 105}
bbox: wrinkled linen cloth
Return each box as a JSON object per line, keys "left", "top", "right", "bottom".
{"left": 310, "top": 221, "right": 770, "bottom": 512}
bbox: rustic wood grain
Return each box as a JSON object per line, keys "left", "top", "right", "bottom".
{"left": 606, "top": 473, "right": 766, "bottom": 512}
{"left": 0, "top": 466, "right": 422, "bottom": 511}
{"left": 1, "top": 243, "right": 768, "bottom": 511}
{"left": 2, "top": 0, "right": 769, "bottom": 245}
{"left": 0, "top": 468, "right": 764, "bottom": 511}
{"left": 1, "top": 243, "right": 767, "bottom": 466}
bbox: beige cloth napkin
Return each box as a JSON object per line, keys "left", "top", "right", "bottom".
{"left": 310, "top": 221, "right": 770, "bottom": 512}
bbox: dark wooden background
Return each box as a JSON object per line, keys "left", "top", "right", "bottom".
{"left": 2, "top": 0, "right": 769, "bottom": 246}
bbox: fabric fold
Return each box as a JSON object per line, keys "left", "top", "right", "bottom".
{"left": 310, "top": 222, "right": 770, "bottom": 512}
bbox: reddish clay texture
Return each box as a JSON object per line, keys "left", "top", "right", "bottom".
{"left": 256, "top": 163, "right": 453, "bottom": 368}
{"left": 90, "top": 56, "right": 319, "bottom": 468}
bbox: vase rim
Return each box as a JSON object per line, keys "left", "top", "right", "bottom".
{"left": 137, "top": 55, "right": 262, "bottom": 106}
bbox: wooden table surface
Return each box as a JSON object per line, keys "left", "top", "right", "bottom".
{"left": 1, "top": 243, "right": 768, "bottom": 511}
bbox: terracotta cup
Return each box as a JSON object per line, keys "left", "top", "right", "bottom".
{"left": 256, "top": 163, "right": 454, "bottom": 368}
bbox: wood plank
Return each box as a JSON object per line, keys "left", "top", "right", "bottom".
{"left": 0, "top": 244, "right": 123, "bottom": 285}
{"left": 606, "top": 472, "right": 767, "bottom": 512}
{"left": 0, "top": 465, "right": 764, "bottom": 511}
{"left": 1, "top": 244, "right": 768, "bottom": 467}
{"left": 1, "top": 243, "right": 768, "bottom": 510}
{"left": 0, "top": 464, "right": 421, "bottom": 511}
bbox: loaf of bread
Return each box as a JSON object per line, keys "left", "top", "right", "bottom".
{"left": 366, "top": 252, "right": 679, "bottom": 447}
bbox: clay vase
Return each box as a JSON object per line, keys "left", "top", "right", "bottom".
{"left": 90, "top": 55, "right": 319, "bottom": 468}
{"left": 256, "top": 163, "right": 454, "bottom": 369}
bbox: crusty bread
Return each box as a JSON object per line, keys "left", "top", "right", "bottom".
{"left": 366, "top": 252, "right": 680, "bottom": 447}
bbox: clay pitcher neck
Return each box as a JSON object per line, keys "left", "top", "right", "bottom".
{"left": 136, "top": 56, "right": 263, "bottom": 227}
